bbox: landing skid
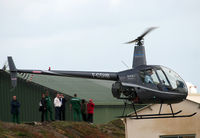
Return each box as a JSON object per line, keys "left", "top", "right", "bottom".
{"left": 117, "top": 110, "right": 182, "bottom": 118}
{"left": 118, "top": 102, "right": 197, "bottom": 119}
{"left": 119, "top": 112, "right": 196, "bottom": 119}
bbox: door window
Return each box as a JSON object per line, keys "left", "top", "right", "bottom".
{"left": 140, "top": 69, "right": 159, "bottom": 84}
{"left": 156, "top": 69, "right": 170, "bottom": 86}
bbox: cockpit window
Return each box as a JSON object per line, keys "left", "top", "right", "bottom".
{"left": 161, "top": 66, "right": 186, "bottom": 90}
{"left": 139, "top": 66, "right": 187, "bottom": 93}
{"left": 150, "top": 70, "right": 160, "bottom": 84}
{"left": 140, "top": 69, "right": 159, "bottom": 84}
{"left": 156, "top": 70, "right": 170, "bottom": 86}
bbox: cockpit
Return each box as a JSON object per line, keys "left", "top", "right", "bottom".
{"left": 140, "top": 66, "right": 187, "bottom": 93}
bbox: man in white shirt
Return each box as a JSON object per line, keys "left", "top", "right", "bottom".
{"left": 54, "top": 94, "right": 61, "bottom": 120}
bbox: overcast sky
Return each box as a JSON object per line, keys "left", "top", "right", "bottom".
{"left": 0, "top": 0, "right": 200, "bottom": 89}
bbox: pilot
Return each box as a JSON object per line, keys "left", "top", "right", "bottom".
{"left": 144, "top": 69, "right": 153, "bottom": 83}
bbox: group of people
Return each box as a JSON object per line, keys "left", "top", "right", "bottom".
{"left": 70, "top": 94, "right": 95, "bottom": 123}
{"left": 39, "top": 92, "right": 95, "bottom": 123}
{"left": 10, "top": 91, "right": 95, "bottom": 124}
{"left": 39, "top": 92, "right": 66, "bottom": 122}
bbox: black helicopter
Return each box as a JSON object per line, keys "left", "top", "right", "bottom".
{"left": 7, "top": 27, "right": 196, "bottom": 119}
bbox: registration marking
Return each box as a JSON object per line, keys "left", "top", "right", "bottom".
{"left": 92, "top": 73, "right": 110, "bottom": 79}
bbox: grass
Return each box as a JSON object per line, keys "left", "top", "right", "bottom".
{"left": 97, "top": 119, "right": 125, "bottom": 138}
{"left": 17, "top": 132, "right": 28, "bottom": 136}
{"left": 0, "top": 120, "right": 125, "bottom": 138}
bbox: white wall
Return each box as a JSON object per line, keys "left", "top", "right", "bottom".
{"left": 125, "top": 100, "right": 200, "bottom": 138}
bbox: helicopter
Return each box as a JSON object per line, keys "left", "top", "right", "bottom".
{"left": 6, "top": 27, "right": 196, "bottom": 119}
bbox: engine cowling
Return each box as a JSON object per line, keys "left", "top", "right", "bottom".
{"left": 112, "top": 81, "right": 137, "bottom": 99}
{"left": 112, "top": 81, "right": 122, "bottom": 99}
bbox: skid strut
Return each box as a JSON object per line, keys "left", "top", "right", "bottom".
{"left": 118, "top": 102, "right": 197, "bottom": 119}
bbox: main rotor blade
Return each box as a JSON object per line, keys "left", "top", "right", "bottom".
{"left": 125, "top": 27, "right": 157, "bottom": 44}
{"left": 124, "top": 39, "right": 138, "bottom": 44}
{"left": 139, "top": 27, "right": 157, "bottom": 39}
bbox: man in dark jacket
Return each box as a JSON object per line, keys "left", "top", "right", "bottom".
{"left": 60, "top": 94, "right": 66, "bottom": 121}
{"left": 81, "top": 99, "right": 87, "bottom": 122}
{"left": 40, "top": 93, "right": 47, "bottom": 122}
{"left": 11, "top": 96, "right": 20, "bottom": 124}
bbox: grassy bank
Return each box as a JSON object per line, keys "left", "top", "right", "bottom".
{"left": 0, "top": 119, "right": 125, "bottom": 138}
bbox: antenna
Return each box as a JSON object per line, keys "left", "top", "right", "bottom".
{"left": 121, "top": 60, "right": 129, "bottom": 69}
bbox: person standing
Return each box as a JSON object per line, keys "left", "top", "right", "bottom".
{"left": 70, "top": 94, "right": 82, "bottom": 121}
{"left": 60, "top": 94, "right": 66, "bottom": 121}
{"left": 87, "top": 99, "right": 95, "bottom": 124}
{"left": 11, "top": 96, "right": 20, "bottom": 124}
{"left": 45, "top": 91, "right": 54, "bottom": 121}
{"left": 81, "top": 99, "right": 87, "bottom": 122}
{"left": 54, "top": 93, "right": 61, "bottom": 120}
{"left": 39, "top": 93, "right": 47, "bottom": 122}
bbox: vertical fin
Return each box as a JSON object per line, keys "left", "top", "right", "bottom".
{"left": 125, "top": 27, "right": 157, "bottom": 68}
{"left": 7, "top": 56, "right": 17, "bottom": 88}
{"left": 132, "top": 45, "right": 146, "bottom": 68}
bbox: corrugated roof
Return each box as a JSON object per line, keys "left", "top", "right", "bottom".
{"left": 28, "top": 74, "right": 123, "bottom": 105}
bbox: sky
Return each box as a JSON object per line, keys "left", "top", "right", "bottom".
{"left": 0, "top": 0, "right": 200, "bottom": 90}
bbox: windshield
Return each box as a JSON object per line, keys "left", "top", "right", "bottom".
{"left": 160, "top": 66, "right": 187, "bottom": 92}
{"left": 139, "top": 66, "right": 188, "bottom": 93}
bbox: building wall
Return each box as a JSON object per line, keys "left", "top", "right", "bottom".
{"left": 125, "top": 100, "right": 200, "bottom": 138}
{"left": 94, "top": 105, "right": 144, "bottom": 124}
